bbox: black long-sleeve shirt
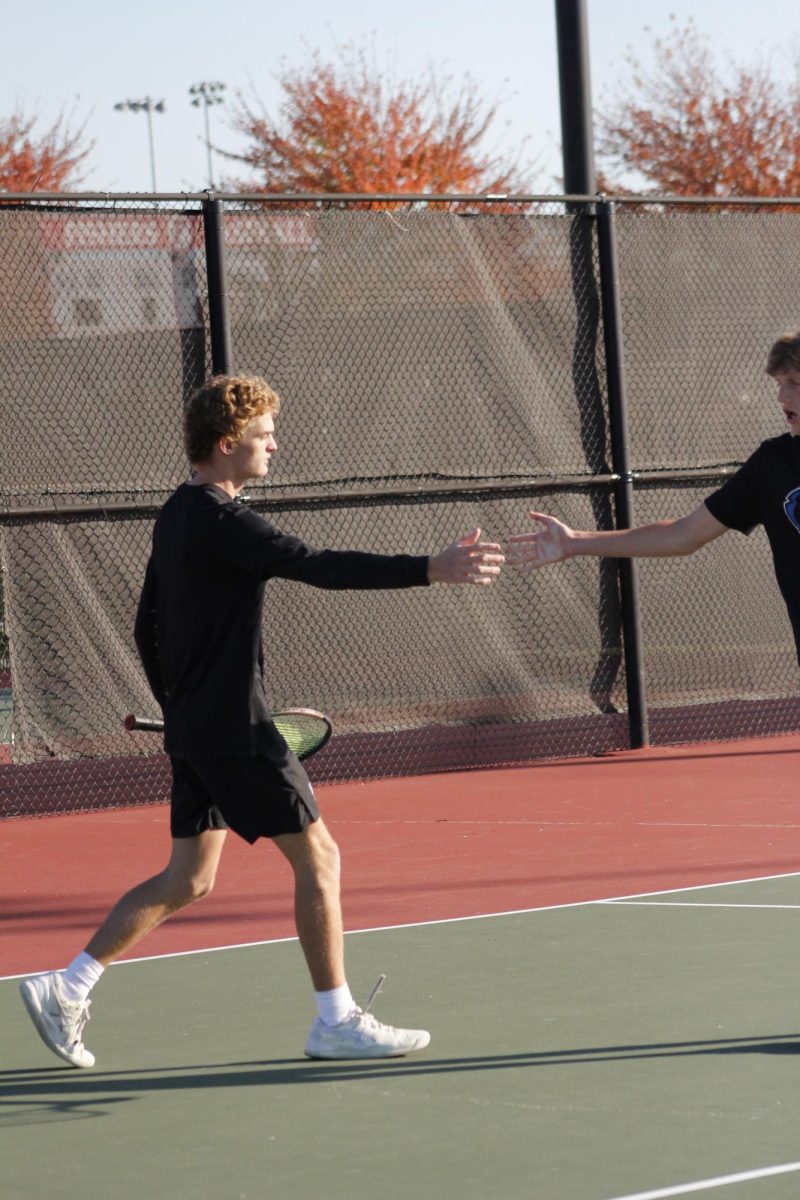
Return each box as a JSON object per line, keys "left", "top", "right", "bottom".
{"left": 134, "top": 482, "right": 429, "bottom": 756}
{"left": 705, "top": 433, "right": 800, "bottom": 663}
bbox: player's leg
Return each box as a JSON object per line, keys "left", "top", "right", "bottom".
{"left": 273, "top": 818, "right": 430, "bottom": 1060}
{"left": 73, "top": 756, "right": 231, "bottom": 968}
{"left": 159, "top": 750, "right": 430, "bottom": 1060}
{"left": 272, "top": 817, "right": 344, "bottom": 991}
{"left": 175, "top": 748, "right": 345, "bottom": 992}
{"left": 85, "top": 827, "right": 228, "bottom": 963}
{"left": 19, "top": 782, "right": 228, "bottom": 1070}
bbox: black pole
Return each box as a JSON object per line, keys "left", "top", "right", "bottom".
{"left": 554, "top": 0, "right": 596, "bottom": 196}
{"left": 555, "top": 2, "right": 623, "bottom": 717}
{"left": 596, "top": 200, "right": 649, "bottom": 748}
{"left": 202, "top": 195, "right": 233, "bottom": 375}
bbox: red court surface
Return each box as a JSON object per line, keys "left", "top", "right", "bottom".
{"left": 3, "top": 733, "right": 800, "bottom": 979}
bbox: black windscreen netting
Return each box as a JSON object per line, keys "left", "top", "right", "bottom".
{"left": 1, "top": 197, "right": 799, "bottom": 818}
{"left": 630, "top": 483, "right": 800, "bottom": 742}
{"left": 223, "top": 208, "right": 609, "bottom": 491}
{"left": 611, "top": 205, "right": 800, "bottom": 740}
{"left": 614, "top": 208, "right": 800, "bottom": 470}
{"left": 0, "top": 204, "right": 208, "bottom": 508}
{"left": 0, "top": 489, "right": 630, "bottom": 816}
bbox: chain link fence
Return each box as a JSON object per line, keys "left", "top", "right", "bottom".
{"left": 1, "top": 194, "right": 798, "bottom": 818}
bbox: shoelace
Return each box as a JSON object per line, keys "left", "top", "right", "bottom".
{"left": 353, "top": 1010, "right": 385, "bottom": 1035}
{"left": 60, "top": 997, "right": 91, "bottom": 1046}
{"left": 350, "top": 975, "right": 388, "bottom": 1033}
{"left": 363, "top": 974, "right": 386, "bottom": 1014}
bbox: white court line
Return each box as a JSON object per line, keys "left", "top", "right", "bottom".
{"left": 340, "top": 819, "right": 800, "bottom": 829}
{"left": 3, "top": 868, "right": 800, "bottom": 983}
{"left": 601, "top": 1159, "right": 800, "bottom": 1199}
{"left": 605, "top": 901, "right": 800, "bottom": 910}
{"left": 591, "top": 869, "right": 800, "bottom": 901}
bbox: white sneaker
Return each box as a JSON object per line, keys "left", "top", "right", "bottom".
{"left": 19, "top": 972, "right": 95, "bottom": 1068}
{"left": 305, "top": 977, "right": 430, "bottom": 1059}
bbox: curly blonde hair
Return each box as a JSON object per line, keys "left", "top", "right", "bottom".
{"left": 766, "top": 333, "right": 800, "bottom": 377}
{"left": 184, "top": 374, "right": 281, "bottom": 464}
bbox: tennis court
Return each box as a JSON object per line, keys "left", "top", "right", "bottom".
{"left": 4, "top": 187, "right": 800, "bottom": 1200}
{"left": 3, "top": 733, "right": 800, "bottom": 1200}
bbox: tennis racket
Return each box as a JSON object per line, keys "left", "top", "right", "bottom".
{"left": 123, "top": 708, "right": 333, "bottom": 762}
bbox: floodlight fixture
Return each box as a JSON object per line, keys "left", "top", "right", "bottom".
{"left": 113, "top": 97, "right": 166, "bottom": 191}
{"left": 189, "top": 81, "right": 227, "bottom": 188}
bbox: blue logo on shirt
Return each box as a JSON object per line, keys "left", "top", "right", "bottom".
{"left": 784, "top": 486, "right": 800, "bottom": 534}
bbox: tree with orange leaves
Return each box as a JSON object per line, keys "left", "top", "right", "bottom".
{"left": 223, "top": 45, "right": 530, "bottom": 195}
{"left": 0, "top": 109, "right": 91, "bottom": 193}
{"left": 597, "top": 18, "right": 800, "bottom": 197}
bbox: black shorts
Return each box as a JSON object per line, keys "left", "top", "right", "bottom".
{"left": 170, "top": 746, "right": 320, "bottom": 844}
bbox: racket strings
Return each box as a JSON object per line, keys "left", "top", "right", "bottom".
{"left": 272, "top": 711, "right": 331, "bottom": 759}
{"left": 124, "top": 708, "right": 332, "bottom": 762}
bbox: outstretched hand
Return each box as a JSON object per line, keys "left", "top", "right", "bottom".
{"left": 428, "top": 527, "right": 504, "bottom": 585}
{"left": 504, "top": 511, "right": 575, "bottom": 570}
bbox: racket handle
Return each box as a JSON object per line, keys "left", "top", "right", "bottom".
{"left": 124, "top": 714, "right": 164, "bottom": 732}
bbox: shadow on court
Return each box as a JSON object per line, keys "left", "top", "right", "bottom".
{"left": 3, "top": 1030, "right": 800, "bottom": 1124}
{"left": 5, "top": 887, "right": 800, "bottom": 1200}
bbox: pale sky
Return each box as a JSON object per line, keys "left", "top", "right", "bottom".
{"left": 2, "top": 0, "right": 795, "bottom": 194}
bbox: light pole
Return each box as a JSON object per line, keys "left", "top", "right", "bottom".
{"left": 189, "top": 82, "right": 226, "bottom": 189}
{"left": 554, "top": 0, "right": 595, "bottom": 197}
{"left": 113, "top": 97, "right": 166, "bottom": 192}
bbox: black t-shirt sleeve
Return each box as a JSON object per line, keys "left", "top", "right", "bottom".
{"left": 704, "top": 449, "right": 765, "bottom": 534}
{"left": 201, "top": 500, "right": 430, "bottom": 589}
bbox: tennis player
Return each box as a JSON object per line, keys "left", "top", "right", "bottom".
{"left": 506, "top": 332, "right": 800, "bottom": 658}
{"left": 20, "top": 374, "right": 504, "bottom": 1068}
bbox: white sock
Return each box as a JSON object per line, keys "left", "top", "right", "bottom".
{"left": 315, "top": 983, "right": 355, "bottom": 1027}
{"left": 60, "top": 952, "right": 105, "bottom": 1003}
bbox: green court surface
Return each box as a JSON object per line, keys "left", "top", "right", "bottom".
{"left": 2, "top": 874, "right": 800, "bottom": 1200}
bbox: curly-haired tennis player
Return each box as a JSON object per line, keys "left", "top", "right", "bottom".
{"left": 20, "top": 374, "right": 504, "bottom": 1067}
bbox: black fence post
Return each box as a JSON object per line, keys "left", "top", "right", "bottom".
{"left": 563, "top": 206, "right": 626, "bottom": 717}
{"left": 555, "top": 1, "right": 629, "bottom": 720}
{"left": 202, "top": 194, "right": 233, "bottom": 375}
{"left": 595, "top": 200, "right": 649, "bottom": 748}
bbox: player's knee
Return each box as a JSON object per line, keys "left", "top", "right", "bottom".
{"left": 187, "top": 871, "right": 216, "bottom": 901}
{"left": 165, "top": 868, "right": 216, "bottom": 906}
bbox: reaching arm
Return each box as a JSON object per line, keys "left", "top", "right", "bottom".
{"left": 505, "top": 503, "right": 729, "bottom": 571}
{"left": 427, "top": 527, "right": 505, "bottom": 585}
{"left": 208, "top": 503, "right": 503, "bottom": 589}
